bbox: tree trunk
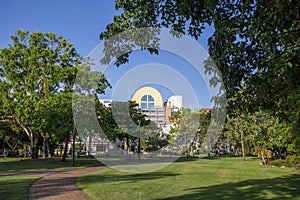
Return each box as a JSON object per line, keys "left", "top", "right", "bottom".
{"left": 261, "top": 151, "right": 267, "bottom": 166}
{"left": 5, "top": 142, "right": 15, "bottom": 154}
{"left": 45, "top": 138, "right": 52, "bottom": 158}
{"left": 23, "top": 144, "right": 27, "bottom": 158}
{"left": 43, "top": 136, "right": 46, "bottom": 158}
{"left": 12, "top": 116, "right": 34, "bottom": 158}
{"left": 278, "top": 148, "right": 283, "bottom": 159}
{"left": 41, "top": 133, "right": 51, "bottom": 158}
{"left": 87, "top": 135, "right": 92, "bottom": 156}
{"left": 61, "top": 137, "right": 69, "bottom": 162}
{"left": 240, "top": 130, "right": 245, "bottom": 161}
{"left": 126, "top": 137, "right": 130, "bottom": 154}
{"left": 32, "top": 133, "right": 39, "bottom": 159}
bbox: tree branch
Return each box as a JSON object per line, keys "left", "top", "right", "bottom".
{"left": 10, "top": 115, "right": 32, "bottom": 141}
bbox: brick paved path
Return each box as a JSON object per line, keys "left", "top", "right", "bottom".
{"left": 29, "top": 166, "right": 106, "bottom": 200}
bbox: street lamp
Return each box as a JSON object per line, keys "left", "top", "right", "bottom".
{"left": 138, "top": 119, "right": 141, "bottom": 161}
{"left": 72, "top": 111, "right": 76, "bottom": 167}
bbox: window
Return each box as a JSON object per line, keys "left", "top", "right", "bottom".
{"left": 140, "top": 94, "right": 155, "bottom": 109}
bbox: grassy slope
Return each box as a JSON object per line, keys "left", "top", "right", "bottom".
{"left": 77, "top": 157, "right": 300, "bottom": 200}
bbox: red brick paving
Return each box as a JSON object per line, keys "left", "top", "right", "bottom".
{"left": 28, "top": 166, "right": 106, "bottom": 200}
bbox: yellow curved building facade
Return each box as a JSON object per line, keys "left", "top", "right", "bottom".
{"left": 131, "top": 86, "right": 165, "bottom": 126}
{"left": 131, "top": 86, "right": 163, "bottom": 108}
{"left": 131, "top": 86, "right": 182, "bottom": 127}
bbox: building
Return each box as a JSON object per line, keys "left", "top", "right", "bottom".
{"left": 164, "top": 95, "right": 182, "bottom": 124}
{"left": 131, "top": 86, "right": 182, "bottom": 128}
{"left": 131, "top": 86, "right": 165, "bottom": 127}
{"left": 86, "top": 86, "right": 183, "bottom": 156}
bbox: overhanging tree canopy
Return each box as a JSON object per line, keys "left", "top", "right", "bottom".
{"left": 100, "top": 0, "right": 300, "bottom": 156}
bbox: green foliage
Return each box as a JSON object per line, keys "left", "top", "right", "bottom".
{"left": 288, "top": 93, "right": 300, "bottom": 155}
{"left": 0, "top": 30, "right": 110, "bottom": 159}
{"left": 209, "top": 1, "right": 300, "bottom": 121}
{"left": 100, "top": 0, "right": 300, "bottom": 159}
{"left": 96, "top": 100, "right": 168, "bottom": 153}
{"left": 225, "top": 111, "right": 291, "bottom": 156}
{"left": 168, "top": 108, "right": 211, "bottom": 155}
{"left": 197, "top": 109, "right": 211, "bottom": 147}
{"left": 286, "top": 154, "right": 300, "bottom": 165}
{"left": 108, "top": 101, "right": 152, "bottom": 138}
{"left": 40, "top": 93, "right": 73, "bottom": 146}
{"left": 145, "top": 131, "right": 168, "bottom": 152}
{"left": 96, "top": 100, "right": 156, "bottom": 141}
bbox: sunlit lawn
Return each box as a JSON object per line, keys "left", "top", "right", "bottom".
{"left": 0, "top": 156, "right": 102, "bottom": 171}
{"left": 77, "top": 157, "right": 300, "bottom": 200}
{"left": 0, "top": 175, "right": 39, "bottom": 200}
{"left": 0, "top": 156, "right": 103, "bottom": 200}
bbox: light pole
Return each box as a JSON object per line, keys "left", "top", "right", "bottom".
{"left": 138, "top": 119, "right": 141, "bottom": 161}
{"left": 72, "top": 111, "right": 76, "bottom": 167}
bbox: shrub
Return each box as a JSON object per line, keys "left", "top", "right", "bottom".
{"left": 286, "top": 154, "right": 300, "bottom": 165}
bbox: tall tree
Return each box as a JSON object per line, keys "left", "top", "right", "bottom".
{"left": 73, "top": 59, "right": 111, "bottom": 156}
{"left": 1, "top": 30, "right": 81, "bottom": 159}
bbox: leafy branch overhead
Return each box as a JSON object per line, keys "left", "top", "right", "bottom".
{"left": 100, "top": 0, "right": 300, "bottom": 158}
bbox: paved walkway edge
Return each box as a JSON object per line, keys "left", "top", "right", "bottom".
{"left": 29, "top": 166, "right": 106, "bottom": 200}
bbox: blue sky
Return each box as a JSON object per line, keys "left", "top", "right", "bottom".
{"left": 0, "top": 0, "right": 216, "bottom": 110}
{"left": 0, "top": 0, "right": 116, "bottom": 56}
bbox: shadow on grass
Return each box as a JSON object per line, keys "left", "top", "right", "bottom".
{"left": 159, "top": 174, "right": 300, "bottom": 200}
{"left": 174, "top": 157, "right": 200, "bottom": 162}
{"left": 79, "top": 171, "right": 180, "bottom": 184}
{"left": 0, "top": 156, "right": 103, "bottom": 171}
{"left": 198, "top": 155, "right": 260, "bottom": 160}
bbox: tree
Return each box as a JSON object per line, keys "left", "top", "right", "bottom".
{"left": 0, "top": 119, "right": 30, "bottom": 156}
{"left": 168, "top": 108, "right": 211, "bottom": 157}
{"left": 225, "top": 111, "right": 291, "bottom": 161}
{"left": 96, "top": 100, "right": 122, "bottom": 142}
{"left": 225, "top": 113, "right": 257, "bottom": 160}
{"left": 0, "top": 30, "right": 88, "bottom": 159}
{"left": 70, "top": 58, "right": 111, "bottom": 158}
{"left": 100, "top": 0, "right": 299, "bottom": 113}
{"left": 95, "top": 100, "right": 163, "bottom": 157}
{"left": 41, "top": 93, "right": 74, "bottom": 160}
{"left": 100, "top": 0, "right": 300, "bottom": 158}
{"left": 197, "top": 109, "right": 211, "bottom": 151}
{"left": 109, "top": 100, "right": 153, "bottom": 153}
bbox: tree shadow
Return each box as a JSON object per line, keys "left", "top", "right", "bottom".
{"left": 174, "top": 157, "right": 202, "bottom": 162}
{"left": 0, "top": 157, "right": 103, "bottom": 172}
{"left": 79, "top": 171, "right": 180, "bottom": 184}
{"left": 159, "top": 174, "right": 300, "bottom": 200}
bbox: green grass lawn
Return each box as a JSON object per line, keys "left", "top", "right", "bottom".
{"left": 0, "top": 175, "right": 40, "bottom": 199}
{"left": 0, "top": 156, "right": 103, "bottom": 171}
{"left": 0, "top": 156, "right": 103, "bottom": 200}
{"left": 77, "top": 157, "right": 300, "bottom": 200}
